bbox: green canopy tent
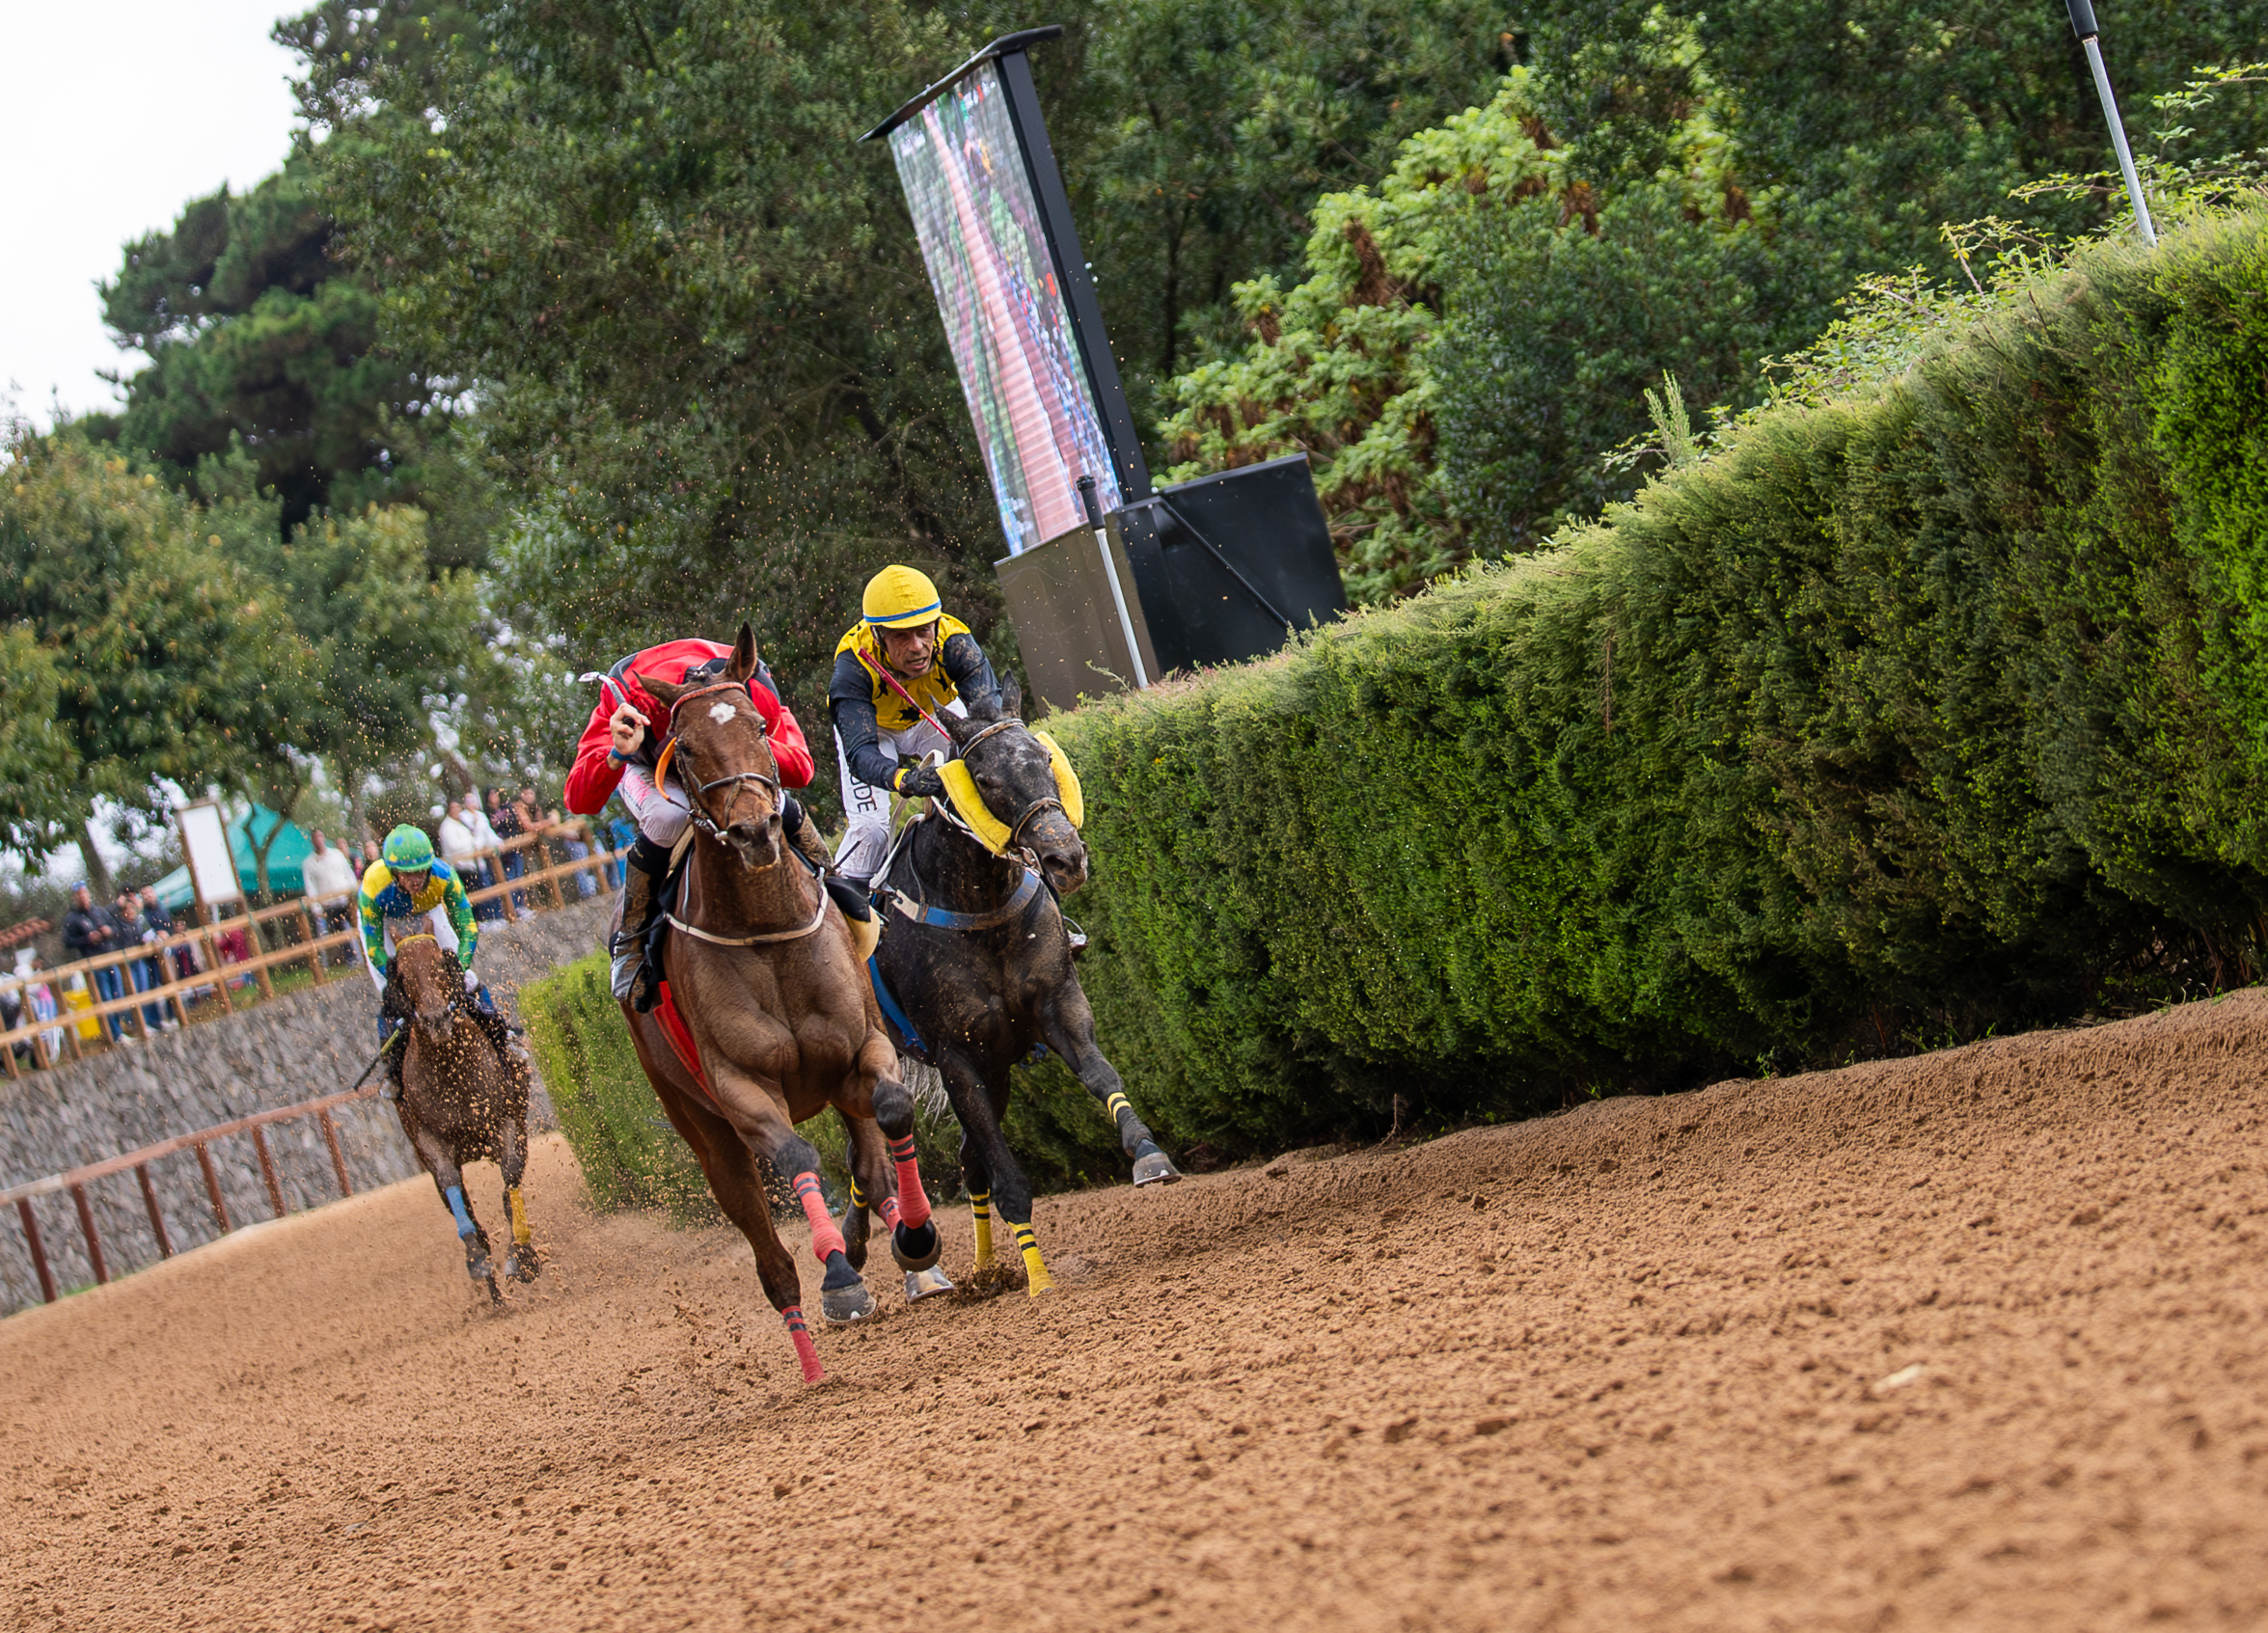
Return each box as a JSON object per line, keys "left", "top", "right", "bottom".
{"left": 151, "top": 805, "right": 313, "bottom": 912}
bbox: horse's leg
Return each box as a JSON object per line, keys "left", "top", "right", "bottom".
{"left": 708, "top": 1065, "right": 875, "bottom": 1327}
{"left": 836, "top": 1106, "right": 888, "bottom": 1273}
{"left": 939, "top": 1048, "right": 1050, "bottom": 1295}
{"left": 497, "top": 1100, "right": 539, "bottom": 1283}
{"left": 858, "top": 1034, "right": 942, "bottom": 1274}
{"left": 405, "top": 1115, "right": 501, "bottom": 1304}
{"left": 958, "top": 1127, "right": 996, "bottom": 1269}
{"left": 1036, "top": 984, "right": 1183, "bottom": 1185}
{"left": 669, "top": 1091, "right": 826, "bottom": 1382}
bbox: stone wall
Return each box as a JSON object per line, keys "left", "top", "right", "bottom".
{"left": 0, "top": 897, "right": 611, "bottom": 1314}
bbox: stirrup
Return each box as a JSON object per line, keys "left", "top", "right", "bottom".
{"left": 1062, "top": 914, "right": 1089, "bottom": 954}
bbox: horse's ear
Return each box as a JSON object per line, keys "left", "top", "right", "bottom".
{"left": 728, "top": 621, "right": 758, "bottom": 683}
{"left": 998, "top": 673, "right": 1024, "bottom": 721}
{"left": 642, "top": 672, "right": 685, "bottom": 709}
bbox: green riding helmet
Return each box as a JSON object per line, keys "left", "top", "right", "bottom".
{"left": 382, "top": 824, "right": 436, "bottom": 872}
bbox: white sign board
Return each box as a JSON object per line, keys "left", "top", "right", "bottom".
{"left": 177, "top": 803, "right": 242, "bottom": 907}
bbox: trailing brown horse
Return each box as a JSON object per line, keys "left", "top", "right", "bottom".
{"left": 860, "top": 681, "right": 1180, "bottom": 1296}
{"left": 391, "top": 933, "right": 538, "bottom": 1303}
{"left": 616, "top": 624, "right": 938, "bottom": 1383}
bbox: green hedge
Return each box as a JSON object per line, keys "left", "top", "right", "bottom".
{"left": 521, "top": 950, "right": 1130, "bottom": 1217}
{"left": 1044, "top": 205, "right": 2268, "bottom": 1151}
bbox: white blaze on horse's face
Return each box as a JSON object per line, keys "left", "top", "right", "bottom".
{"left": 708, "top": 701, "right": 739, "bottom": 725}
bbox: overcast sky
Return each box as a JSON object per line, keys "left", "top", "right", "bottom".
{"left": 1, "top": 1, "right": 303, "bottom": 424}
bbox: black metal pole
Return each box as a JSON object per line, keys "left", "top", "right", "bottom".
{"left": 2065, "top": 0, "right": 2158, "bottom": 246}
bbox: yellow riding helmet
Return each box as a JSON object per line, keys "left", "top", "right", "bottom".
{"left": 862, "top": 564, "right": 943, "bottom": 630}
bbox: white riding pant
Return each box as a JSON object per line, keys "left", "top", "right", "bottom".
{"left": 620, "top": 764, "right": 694, "bottom": 849}
{"left": 363, "top": 905, "right": 461, "bottom": 993}
{"left": 833, "top": 700, "right": 964, "bottom": 885}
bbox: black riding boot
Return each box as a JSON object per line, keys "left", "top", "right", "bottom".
{"left": 610, "top": 836, "right": 669, "bottom": 1009}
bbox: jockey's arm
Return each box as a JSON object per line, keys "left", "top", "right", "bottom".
{"left": 563, "top": 694, "right": 627, "bottom": 816}
{"left": 438, "top": 864, "right": 479, "bottom": 966}
{"left": 356, "top": 868, "right": 392, "bottom": 978}
{"left": 940, "top": 630, "right": 1000, "bottom": 711}
{"left": 828, "top": 662, "right": 910, "bottom": 790}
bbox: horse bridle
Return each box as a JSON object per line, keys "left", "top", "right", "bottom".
{"left": 953, "top": 717, "right": 1067, "bottom": 860}
{"left": 653, "top": 678, "right": 782, "bottom": 846}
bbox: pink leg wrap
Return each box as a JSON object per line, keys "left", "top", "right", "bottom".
{"left": 792, "top": 1172, "right": 848, "bottom": 1265}
{"left": 879, "top": 1196, "right": 903, "bottom": 1229}
{"left": 782, "top": 1305, "right": 824, "bottom": 1383}
{"left": 888, "top": 1135, "right": 933, "bottom": 1231}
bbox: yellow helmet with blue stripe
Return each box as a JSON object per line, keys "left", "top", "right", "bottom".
{"left": 862, "top": 564, "right": 943, "bottom": 630}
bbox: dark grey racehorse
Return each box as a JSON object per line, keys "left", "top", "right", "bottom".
{"left": 855, "top": 682, "right": 1179, "bottom": 1295}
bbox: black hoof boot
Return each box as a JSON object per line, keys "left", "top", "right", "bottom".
{"left": 819, "top": 1249, "right": 873, "bottom": 1322}
{"left": 889, "top": 1219, "right": 941, "bottom": 1273}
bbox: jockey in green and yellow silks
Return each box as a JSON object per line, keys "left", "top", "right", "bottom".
{"left": 358, "top": 824, "right": 515, "bottom": 1096}
{"left": 827, "top": 564, "right": 1001, "bottom": 885}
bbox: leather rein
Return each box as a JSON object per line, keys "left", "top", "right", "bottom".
{"left": 883, "top": 718, "right": 1063, "bottom": 933}
{"left": 654, "top": 677, "right": 830, "bottom": 948}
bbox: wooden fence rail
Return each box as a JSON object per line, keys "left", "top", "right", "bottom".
{"left": 1, "top": 1077, "right": 390, "bottom": 1306}
{"left": 0, "top": 825, "right": 619, "bottom": 1075}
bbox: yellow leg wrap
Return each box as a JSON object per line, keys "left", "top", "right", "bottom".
{"left": 1012, "top": 1221, "right": 1052, "bottom": 1296}
{"left": 970, "top": 1191, "right": 994, "bottom": 1267}
{"left": 507, "top": 1187, "right": 532, "bottom": 1247}
{"left": 848, "top": 1176, "right": 868, "bottom": 1210}
{"left": 1104, "top": 1091, "right": 1131, "bottom": 1123}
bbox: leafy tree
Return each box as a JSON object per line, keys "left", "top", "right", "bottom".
{"left": 0, "top": 429, "right": 310, "bottom": 893}
{"left": 0, "top": 625, "right": 78, "bottom": 841}
{"left": 89, "top": 152, "right": 495, "bottom": 559}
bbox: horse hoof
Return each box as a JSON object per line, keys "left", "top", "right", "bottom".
{"left": 821, "top": 1283, "right": 875, "bottom": 1323}
{"left": 1132, "top": 1151, "right": 1184, "bottom": 1186}
{"left": 506, "top": 1247, "right": 541, "bottom": 1283}
{"left": 483, "top": 1273, "right": 504, "bottom": 1306}
{"left": 904, "top": 1266, "right": 954, "bottom": 1300}
{"left": 889, "top": 1220, "right": 942, "bottom": 1272}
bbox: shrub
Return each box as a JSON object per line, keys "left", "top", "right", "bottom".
{"left": 1046, "top": 204, "right": 2268, "bottom": 1152}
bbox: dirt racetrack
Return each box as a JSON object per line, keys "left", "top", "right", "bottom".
{"left": 6, "top": 993, "right": 2268, "bottom": 1632}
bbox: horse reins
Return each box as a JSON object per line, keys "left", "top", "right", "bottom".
{"left": 649, "top": 677, "right": 830, "bottom": 947}
{"left": 649, "top": 677, "right": 783, "bottom": 847}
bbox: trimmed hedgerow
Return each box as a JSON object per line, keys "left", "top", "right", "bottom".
{"left": 1046, "top": 205, "right": 2268, "bottom": 1153}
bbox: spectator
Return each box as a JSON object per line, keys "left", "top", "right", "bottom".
{"left": 116, "top": 891, "right": 167, "bottom": 1036}
{"left": 139, "top": 886, "right": 180, "bottom": 996}
{"left": 62, "top": 884, "right": 131, "bottom": 1044}
{"left": 361, "top": 837, "right": 382, "bottom": 870}
{"left": 302, "top": 830, "right": 360, "bottom": 952}
{"left": 9, "top": 950, "right": 62, "bottom": 1066}
{"left": 439, "top": 801, "right": 497, "bottom": 923}
{"left": 488, "top": 786, "right": 528, "bottom": 914}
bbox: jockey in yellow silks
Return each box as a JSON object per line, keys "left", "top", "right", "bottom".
{"left": 827, "top": 564, "right": 1002, "bottom": 886}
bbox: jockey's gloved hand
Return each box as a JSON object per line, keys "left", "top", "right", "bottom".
{"left": 896, "top": 765, "right": 946, "bottom": 801}
{"left": 463, "top": 967, "right": 480, "bottom": 994}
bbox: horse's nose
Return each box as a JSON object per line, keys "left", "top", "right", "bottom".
{"left": 1039, "top": 844, "right": 1088, "bottom": 896}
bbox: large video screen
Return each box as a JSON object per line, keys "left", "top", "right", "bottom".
{"left": 888, "top": 61, "right": 1122, "bottom": 557}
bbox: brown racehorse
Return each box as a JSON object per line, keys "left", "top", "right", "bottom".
{"left": 391, "top": 933, "right": 538, "bottom": 1303}
{"left": 616, "top": 623, "right": 938, "bottom": 1383}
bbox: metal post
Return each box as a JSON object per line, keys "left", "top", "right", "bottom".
{"left": 1079, "top": 475, "right": 1150, "bottom": 690}
{"left": 251, "top": 1125, "right": 287, "bottom": 1219}
{"left": 17, "top": 1197, "right": 56, "bottom": 1303}
{"left": 2067, "top": 0, "right": 2157, "bottom": 246}
{"left": 69, "top": 1183, "right": 107, "bottom": 1285}
{"left": 136, "top": 1162, "right": 174, "bottom": 1258}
